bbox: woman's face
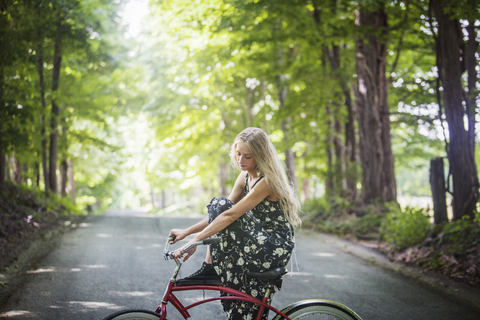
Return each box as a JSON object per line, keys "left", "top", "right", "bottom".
{"left": 235, "top": 142, "right": 256, "bottom": 172}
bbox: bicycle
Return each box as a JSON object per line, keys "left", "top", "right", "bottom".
{"left": 103, "top": 236, "right": 363, "bottom": 320}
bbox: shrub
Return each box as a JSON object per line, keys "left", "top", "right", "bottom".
{"left": 439, "top": 215, "right": 480, "bottom": 254}
{"left": 303, "top": 198, "right": 385, "bottom": 240}
{"left": 351, "top": 211, "right": 384, "bottom": 239}
{"left": 380, "top": 206, "right": 431, "bottom": 250}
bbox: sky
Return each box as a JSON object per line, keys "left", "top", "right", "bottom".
{"left": 119, "top": 0, "right": 150, "bottom": 37}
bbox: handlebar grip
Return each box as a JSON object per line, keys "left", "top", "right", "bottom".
{"left": 170, "top": 234, "right": 177, "bottom": 242}
{"left": 202, "top": 237, "right": 221, "bottom": 245}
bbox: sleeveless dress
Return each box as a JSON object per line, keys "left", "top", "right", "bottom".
{"left": 209, "top": 174, "right": 295, "bottom": 320}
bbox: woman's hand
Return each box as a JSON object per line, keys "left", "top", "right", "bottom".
{"left": 169, "top": 229, "right": 189, "bottom": 244}
{"left": 173, "top": 240, "right": 197, "bottom": 262}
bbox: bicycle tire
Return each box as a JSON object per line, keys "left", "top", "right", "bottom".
{"left": 102, "top": 309, "right": 161, "bottom": 320}
{"left": 275, "top": 299, "right": 362, "bottom": 320}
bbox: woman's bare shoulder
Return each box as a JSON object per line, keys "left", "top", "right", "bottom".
{"left": 237, "top": 171, "right": 248, "bottom": 180}
{"left": 256, "top": 178, "right": 280, "bottom": 201}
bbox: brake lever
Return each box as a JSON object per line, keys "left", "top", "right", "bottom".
{"left": 164, "top": 251, "right": 175, "bottom": 261}
{"left": 163, "top": 235, "right": 177, "bottom": 260}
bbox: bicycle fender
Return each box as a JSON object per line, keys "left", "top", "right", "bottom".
{"left": 271, "top": 299, "right": 363, "bottom": 320}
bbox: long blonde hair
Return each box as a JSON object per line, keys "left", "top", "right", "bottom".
{"left": 230, "top": 127, "right": 302, "bottom": 227}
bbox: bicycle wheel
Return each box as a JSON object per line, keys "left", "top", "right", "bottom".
{"left": 276, "top": 299, "right": 362, "bottom": 320}
{"left": 102, "top": 309, "right": 160, "bottom": 320}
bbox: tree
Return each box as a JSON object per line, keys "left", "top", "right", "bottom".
{"left": 431, "top": 0, "right": 479, "bottom": 220}
{"left": 430, "top": 157, "right": 448, "bottom": 223}
{"left": 0, "top": 0, "right": 136, "bottom": 210}
{"left": 309, "top": 0, "right": 359, "bottom": 200}
{"left": 355, "top": 1, "right": 397, "bottom": 204}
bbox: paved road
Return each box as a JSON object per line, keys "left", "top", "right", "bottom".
{"left": 0, "top": 210, "right": 479, "bottom": 319}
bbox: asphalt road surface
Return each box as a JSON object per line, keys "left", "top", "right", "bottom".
{"left": 1, "top": 209, "right": 479, "bottom": 319}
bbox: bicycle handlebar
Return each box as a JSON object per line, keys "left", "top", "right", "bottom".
{"left": 202, "top": 237, "right": 222, "bottom": 245}
{"left": 163, "top": 236, "right": 221, "bottom": 261}
{"left": 183, "top": 237, "right": 221, "bottom": 253}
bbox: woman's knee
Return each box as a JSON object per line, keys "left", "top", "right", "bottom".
{"left": 207, "top": 197, "right": 235, "bottom": 223}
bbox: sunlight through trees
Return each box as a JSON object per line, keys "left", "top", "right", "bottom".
{"left": 1, "top": 0, "right": 479, "bottom": 222}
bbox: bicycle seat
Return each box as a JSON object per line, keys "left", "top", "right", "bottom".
{"left": 246, "top": 267, "right": 287, "bottom": 280}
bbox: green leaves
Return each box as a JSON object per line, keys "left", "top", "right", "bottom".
{"left": 3, "top": 0, "right": 476, "bottom": 213}
{"left": 381, "top": 206, "right": 431, "bottom": 250}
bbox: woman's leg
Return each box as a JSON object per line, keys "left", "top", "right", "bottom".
{"left": 205, "top": 244, "right": 212, "bottom": 263}
{"left": 179, "top": 197, "right": 233, "bottom": 280}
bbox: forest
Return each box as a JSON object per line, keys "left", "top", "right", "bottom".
{"left": 0, "top": 0, "right": 479, "bottom": 286}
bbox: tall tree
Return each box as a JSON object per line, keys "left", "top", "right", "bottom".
{"left": 0, "top": 0, "right": 31, "bottom": 189}
{"left": 34, "top": 0, "right": 50, "bottom": 194}
{"left": 49, "top": 25, "right": 62, "bottom": 193}
{"left": 277, "top": 62, "right": 298, "bottom": 192}
{"left": 0, "top": 64, "right": 4, "bottom": 188}
{"left": 311, "top": 0, "right": 358, "bottom": 199}
{"left": 355, "top": 2, "right": 397, "bottom": 204}
{"left": 431, "top": 0, "right": 479, "bottom": 220}
{"left": 0, "top": 1, "right": 10, "bottom": 188}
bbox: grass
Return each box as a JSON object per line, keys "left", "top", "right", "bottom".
{"left": 0, "top": 182, "right": 82, "bottom": 260}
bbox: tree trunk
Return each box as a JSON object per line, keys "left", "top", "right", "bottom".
{"left": 274, "top": 37, "right": 297, "bottom": 192}
{"left": 13, "top": 154, "right": 22, "bottom": 183}
{"left": 282, "top": 119, "right": 297, "bottom": 192}
{"left": 430, "top": 157, "right": 448, "bottom": 224}
{"left": 301, "top": 143, "right": 310, "bottom": 204}
{"left": 333, "top": 117, "right": 347, "bottom": 193}
{"left": 300, "top": 143, "right": 310, "bottom": 204}
{"left": 355, "top": 5, "right": 397, "bottom": 204}
{"left": 324, "top": 106, "right": 334, "bottom": 197}
{"left": 49, "top": 35, "right": 62, "bottom": 193}
{"left": 317, "top": 0, "right": 359, "bottom": 200}
{"left": 22, "top": 164, "right": 28, "bottom": 184}
{"left": 60, "top": 159, "right": 68, "bottom": 197}
{"left": 327, "top": 19, "right": 356, "bottom": 197}
{"left": 323, "top": 44, "right": 347, "bottom": 196}
{"left": 0, "top": 143, "right": 4, "bottom": 188}
{"left": 344, "top": 80, "right": 358, "bottom": 199}
{"left": 36, "top": 17, "right": 49, "bottom": 195}
{"left": 432, "top": 0, "right": 479, "bottom": 220}
{"left": 301, "top": 178, "right": 309, "bottom": 204}
{"left": 68, "top": 160, "right": 75, "bottom": 203}
{"left": 465, "top": 19, "right": 477, "bottom": 152}
{"left": 5, "top": 155, "right": 10, "bottom": 180}
{"left": 0, "top": 66, "right": 4, "bottom": 188}
{"left": 34, "top": 161, "right": 40, "bottom": 186}
{"left": 59, "top": 117, "right": 69, "bottom": 197}
{"left": 276, "top": 70, "right": 297, "bottom": 192}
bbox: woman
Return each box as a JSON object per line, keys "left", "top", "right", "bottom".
{"left": 169, "top": 127, "right": 301, "bottom": 320}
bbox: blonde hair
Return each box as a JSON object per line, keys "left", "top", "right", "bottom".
{"left": 230, "top": 127, "right": 302, "bottom": 227}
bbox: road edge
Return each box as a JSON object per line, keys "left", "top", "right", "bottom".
{"left": 298, "top": 228, "right": 480, "bottom": 310}
{"left": 0, "top": 214, "right": 87, "bottom": 307}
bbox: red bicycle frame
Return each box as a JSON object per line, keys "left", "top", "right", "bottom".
{"left": 159, "top": 236, "right": 291, "bottom": 320}
{"left": 155, "top": 281, "right": 292, "bottom": 320}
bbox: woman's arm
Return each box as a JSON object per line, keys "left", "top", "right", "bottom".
{"left": 170, "top": 171, "right": 246, "bottom": 244}
{"left": 169, "top": 217, "right": 209, "bottom": 244}
{"left": 228, "top": 171, "right": 247, "bottom": 203}
{"left": 174, "top": 178, "right": 273, "bottom": 258}
{"left": 170, "top": 172, "right": 245, "bottom": 248}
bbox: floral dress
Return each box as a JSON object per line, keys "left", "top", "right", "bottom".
{"left": 209, "top": 174, "right": 295, "bottom": 320}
